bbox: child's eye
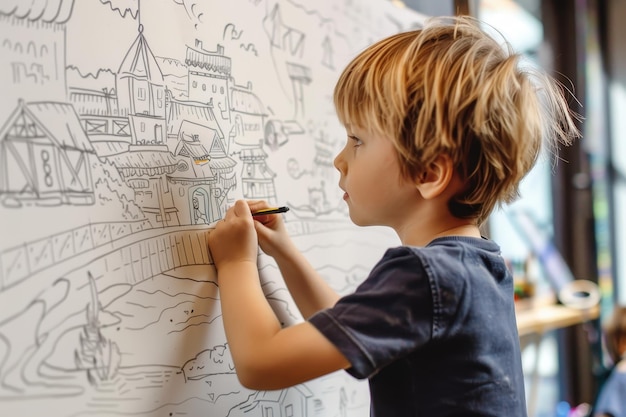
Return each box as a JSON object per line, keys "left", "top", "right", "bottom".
{"left": 348, "top": 135, "right": 363, "bottom": 147}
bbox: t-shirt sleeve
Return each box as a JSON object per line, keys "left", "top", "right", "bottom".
{"left": 594, "top": 368, "right": 626, "bottom": 417}
{"left": 308, "top": 247, "right": 433, "bottom": 379}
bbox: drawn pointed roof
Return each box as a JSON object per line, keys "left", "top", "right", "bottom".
{"left": 118, "top": 24, "right": 164, "bottom": 84}
{"left": 174, "top": 121, "right": 236, "bottom": 173}
{"left": 175, "top": 126, "right": 210, "bottom": 160}
{"left": 167, "top": 99, "right": 225, "bottom": 140}
{"left": 0, "top": 100, "right": 93, "bottom": 153}
{"left": 176, "top": 120, "right": 219, "bottom": 153}
{"left": 177, "top": 120, "right": 234, "bottom": 161}
{"left": 250, "top": 385, "right": 313, "bottom": 405}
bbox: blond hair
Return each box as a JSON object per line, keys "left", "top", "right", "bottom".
{"left": 333, "top": 16, "right": 580, "bottom": 224}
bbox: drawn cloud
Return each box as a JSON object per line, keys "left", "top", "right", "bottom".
{"left": 98, "top": 0, "right": 139, "bottom": 19}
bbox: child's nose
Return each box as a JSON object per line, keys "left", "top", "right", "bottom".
{"left": 334, "top": 148, "right": 346, "bottom": 173}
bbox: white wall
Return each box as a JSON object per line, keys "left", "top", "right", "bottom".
{"left": 0, "top": 2, "right": 423, "bottom": 416}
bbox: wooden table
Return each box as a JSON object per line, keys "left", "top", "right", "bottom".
{"left": 515, "top": 299, "right": 600, "bottom": 416}
{"left": 516, "top": 301, "right": 600, "bottom": 337}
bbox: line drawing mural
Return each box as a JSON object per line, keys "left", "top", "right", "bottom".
{"left": 0, "top": 1, "right": 424, "bottom": 415}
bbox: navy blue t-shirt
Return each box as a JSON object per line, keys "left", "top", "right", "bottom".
{"left": 309, "top": 236, "right": 527, "bottom": 417}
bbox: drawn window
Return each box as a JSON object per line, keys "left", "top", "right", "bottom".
{"left": 193, "top": 81, "right": 197, "bottom": 88}
{"left": 220, "top": 86, "right": 224, "bottom": 94}
{"left": 212, "top": 85, "right": 217, "bottom": 93}
{"left": 141, "top": 122, "right": 145, "bottom": 132}
{"left": 285, "top": 404, "right": 294, "bottom": 417}
{"left": 39, "top": 149, "right": 54, "bottom": 188}
{"left": 138, "top": 87, "right": 146, "bottom": 100}
{"left": 27, "top": 42, "right": 36, "bottom": 57}
{"left": 262, "top": 407, "right": 273, "bottom": 417}
{"left": 202, "top": 84, "right": 206, "bottom": 91}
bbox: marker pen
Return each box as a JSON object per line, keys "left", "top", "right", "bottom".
{"left": 251, "top": 206, "right": 290, "bottom": 216}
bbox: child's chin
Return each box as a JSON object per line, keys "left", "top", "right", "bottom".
{"left": 348, "top": 212, "right": 374, "bottom": 227}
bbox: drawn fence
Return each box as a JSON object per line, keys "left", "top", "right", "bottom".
{"left": 0, "top": 217, "right": 354, "bottom": 291}
{"left": 0, "top": 220, "right": 211, "bottom": 291}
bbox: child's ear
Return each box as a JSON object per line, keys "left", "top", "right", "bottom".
{"left": 415, "top": 155, "right": 454, "bottom": 200}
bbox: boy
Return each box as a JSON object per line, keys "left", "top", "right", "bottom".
{"left": 207, "top": 16, "right": 580, "bottom": 416}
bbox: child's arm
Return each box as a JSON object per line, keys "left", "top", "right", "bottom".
{"left": 217, "top": 259, "right": 350, "bottom": 389}
{"left": 208, "top": 200, "right": 350, "bottom": 390}
{"left": 248, "top": 201, "right": 341, "bottom": 318}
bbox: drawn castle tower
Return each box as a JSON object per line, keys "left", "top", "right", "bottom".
{"left": 0, "top": 4, "right": 70, "bottom": 122}
{"left": 116, "top": 24, "right": 167, "bottom": 145}
{"left": 186, "top": 41, "right": 232, "bottom": 129}
{"left": 112, "top": 23, "right": 179, "bottom": 227}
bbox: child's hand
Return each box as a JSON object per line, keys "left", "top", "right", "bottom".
{"left": 247, "top": 200, "right": 291, "bottom": 258}
{"left": 208, "top": 200, "right": 258, "bottom": 270}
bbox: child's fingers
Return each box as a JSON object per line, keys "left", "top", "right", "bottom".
{"left": 247, "top": 200, "right": 270, "bottom": 212}
{"left": 233, "top": 199, "right": 252, "bottom": 218}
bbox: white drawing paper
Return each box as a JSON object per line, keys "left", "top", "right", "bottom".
{"left": 0, "top": 1, "right": 424, "bottom": 415}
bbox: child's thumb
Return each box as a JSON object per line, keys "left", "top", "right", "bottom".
{"left": 233, "top": 199, "right": 252, "bottom": 218}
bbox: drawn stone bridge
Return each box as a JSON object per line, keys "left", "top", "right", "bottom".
{"left": 0, "top": 221, "right": 212, "bottom": 323}
{"left": 0, "top": 216, "right": 354, "bottom": 324}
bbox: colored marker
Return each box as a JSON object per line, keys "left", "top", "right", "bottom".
{"left": 251, "top": 206, "right": 290, "bottom": 216}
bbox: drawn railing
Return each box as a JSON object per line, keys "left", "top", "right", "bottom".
{"left": 0, "top": 220, "right": 210, "bottom": 291}
{"left": 0, "top": 217, "right": 352, "bottom": 291}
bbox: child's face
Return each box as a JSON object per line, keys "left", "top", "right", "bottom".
{"left": 334, "top": 125, "right": 418, "bottom": 228}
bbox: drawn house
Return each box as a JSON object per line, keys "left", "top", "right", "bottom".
{"left": 240, "top": 146, "right": 277, "bottom": 205}
{"left": 165, "top": 96, "right": 229, "bottom": 153}
{"left": 116, "top": 24, "right": 167, "bottom": 146}
{"left": 230, "top": 82, "right": 267, "bottom": 147}
{"left": 186, "top": 41, "right": 232, "bottom": 125}
{"left": 234, "top": 385, "right": 314, "bottom": 417}
{"left": 0, "top": 101, "right": 95, "bottom": 207}
{"left": 168, "top": 120, "right": 236, "bottom": 224}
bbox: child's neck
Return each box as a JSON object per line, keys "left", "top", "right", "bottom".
{"left": 395, "top": 213, "right": 481, "bottom": 247}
